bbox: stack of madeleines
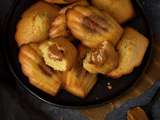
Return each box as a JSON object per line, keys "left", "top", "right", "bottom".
{"left": 16, "top": 0, "right": 149, "bottom": 98}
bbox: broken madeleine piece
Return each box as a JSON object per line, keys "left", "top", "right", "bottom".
{"left": 49, "top": 0, "right": 89, "bottom": 39}
{"left": 127, "top": 107, "right": 149, "bottom": 120}
{"left": 63, "top": 63, "right": 97, "bottom": 98}
{"left": 15, "top": 1, "right": 60, "bottom": 46}
{"left": 19, "top": 44, "right": 61, "bottom": 96}
{"left": 39, "top": 37, "right": 77, "bottom": 71}
{"left": 44, "top": 0, "right": 77, "bottom": 4}
{"left": 92, "top": 0, "right": 135, "bottom": 23}
{"left": 67, "top": 5, "right": 123, "bottom": 48}
{"left": 83, "top": 41, "right": 118, "bottom": 74}
{"left": 49, "top": 14, "right": 69, "bottom": 39}
{"left": 107, "top": 27, "right": 149, "bottom": 78}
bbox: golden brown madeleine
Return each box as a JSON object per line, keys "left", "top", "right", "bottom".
{"left": 83, "top": 41, "right": 118, "bottom": 74}
{"left": 44, "top": 0, "right": 77, "bottom": 4}
{"left": 91, "top": 0, "right": 135, "bottom": 24}
{"left": 49, "top": 0, "right": 89, "bottom": 39}
{"left": 127, "top": 107, "right": 149, "bottom": 120}
{"left": 63, "top": 63, "right": 97, "bottom": 98}
{"left": 67, "top": 5, "right": 123, "bottom": 48}
{"left": 15, "top": 1, "right": 60, "bottom": 46}
{"left": 107, "top": 27, "right": 149, "bottom": 78}
{"left": 19, "top": 44, "right": 61, "bottom": 96}
{"left": 39, "top": 37, "right": 77, "bottom": 71}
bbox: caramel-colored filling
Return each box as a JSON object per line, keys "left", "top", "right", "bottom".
{"left": 90, "top": 41, "right": 108, "bottom": 66}
{"left": 48, "top": 44, "right": 64, "bottom": 61}
{"left": 91, "top": 49, "right": 106, "bottom": 66}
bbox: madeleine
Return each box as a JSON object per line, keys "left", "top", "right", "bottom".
{"left": 67, "top": 5, "right": 123, "bottom": 48}
{"left": 15, "top": 1, "right": 60, "bottom": 46}
{"left": 39, "top": 37, "right": 77, "bottom": 71}
{"left": 107, "top": 27, "right": 149, "bottom": 78}
{"left": 19, "top": 44, "right": 61, "bottom": 96}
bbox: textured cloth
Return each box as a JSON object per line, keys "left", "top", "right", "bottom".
{"left": 106, "top": 81, "right": 160, "bottom": 120}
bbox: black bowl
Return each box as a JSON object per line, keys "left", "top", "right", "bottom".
{"left": 2, "top": 0, "right": 153, "bottom": 108}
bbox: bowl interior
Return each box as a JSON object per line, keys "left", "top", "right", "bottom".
{"left": 3, "top": 0, "right": 152, "bottom": 108}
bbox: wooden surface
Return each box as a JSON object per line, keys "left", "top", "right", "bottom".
{"left": 81, "top": 37, "right": 160, "bottom": 120}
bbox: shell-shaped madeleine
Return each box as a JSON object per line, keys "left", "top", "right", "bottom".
{"left": 92, "top": 0, "right": 135, "bottom": 23}
{"left": 19, "top": 44, "right": 61, "bottom": 96}
{"left": 15, "top": 1, "right": 60, "bottom": 46}
{"left": 67, "top": 5, "right": 123, "bottom": 48}
{"left": 107, "top": 27, "right": 149, "bottom": 78}
{"left": 83, "top": 41, "right": 118, "bottom": 74}
{"left": 39, "top": 37, "right": 78, "bottom": 71}
{"left": 49, "top": 0, "right": 89, "bottom": 39}
{"left": 63, "top": 63, "right": 97, "bottom": 98}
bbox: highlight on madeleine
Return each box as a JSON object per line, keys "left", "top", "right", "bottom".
{"left": 19, "top": 44, "right": 61, "bottom": 96}
{"left": 39, "top": 37, "right": 77, "bottom": 71}
{"left": 67, "top": 5, "right": 123, "bottom": 48}
{"left": 91, "top": 0, "right": 135, "bottom": 23}
{"left": 44, "top": 0, "right": 77, "bottom": 4}
{"left": 83, "top": 41, "right": 118, "bottom": 74}
{"left": 15, "top": 1, "right": 60, "bottom": 46}
{"left": 62, "top": 63, "right": 97, "bottom": 98}
{"left": 107, "top": 27, "right": 149, "bottom": 78}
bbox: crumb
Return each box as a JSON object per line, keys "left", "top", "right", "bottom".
{"left": 107, "top": 86, "right": 112, "bottom": 90}
{"left": 106, "top": 82, "right": 112, "bottom": 90}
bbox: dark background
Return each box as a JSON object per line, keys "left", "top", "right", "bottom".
{"left": 0, "top": 0, "right": 160, "bottom": 120}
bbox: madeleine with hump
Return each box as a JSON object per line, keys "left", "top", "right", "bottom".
{"left": 15, "top": 1, "right": 60, "bottom": 46}
{"left": 107, "top": 27, "right": 149, "bottom": 78}
{"left": 83, "top": 40, "right": 119, "bottom": 74}
{"left": 92, "top": 0, "right": 135, "bottom": 24}
{"left": 62, "top": 62, "right": 97, "bottom": 98}
{"left": 67, "top": 5, "right": 123, "bottom": 48}
{"left": 19, "top": 43, "right": 61, "bottom": 96}
{"left": 39, "top": 37, "right": 78, "bottom": 71}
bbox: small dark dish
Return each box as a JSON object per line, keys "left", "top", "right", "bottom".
{"left": 2, "top": 0, "right": 153, "bottom": 108}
